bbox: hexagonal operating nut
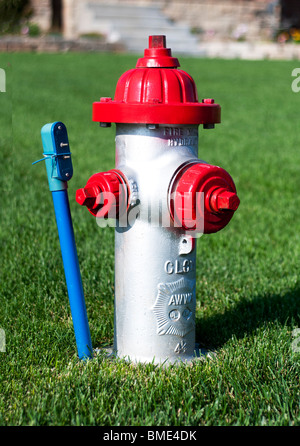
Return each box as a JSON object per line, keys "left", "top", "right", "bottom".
{"left": 215, "top": 190, "right": 240, "bottom": 212}
{"left": 75, "top": 186, "right": 98, "bottom": 208}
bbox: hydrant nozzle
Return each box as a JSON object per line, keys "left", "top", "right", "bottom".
{"left": 76, "top": 170, "right": 128, "bottom": 218}
{"left": 170, "top": 162, "right": 239, "bottom": 234}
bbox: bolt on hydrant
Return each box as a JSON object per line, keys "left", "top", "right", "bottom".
{"left": 76, "top": 36, "right": 240, "bottom": 365}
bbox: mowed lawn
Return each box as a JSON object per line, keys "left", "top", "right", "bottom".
{"left": 0, "top": 49, "right": 299, "bottom": 426}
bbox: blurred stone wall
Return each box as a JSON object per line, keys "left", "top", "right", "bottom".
{"left": 30, "top": 0, "right": 52, "bottom": 33}
{"left": 29, "top": 0, "right": 280, "bottom": 42}
{"left": 162, "top": 0, "right": 280, "bottom": 42}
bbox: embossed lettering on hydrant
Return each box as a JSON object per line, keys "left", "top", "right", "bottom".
{"left": 153, "top": 278, "right": 196, "bottom": 337}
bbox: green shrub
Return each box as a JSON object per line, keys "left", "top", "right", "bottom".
{"left": 28, "top": 22, "right": 40, "bottom": 37}
{"left": 0, "top": 0, "right": 31, "bottom": 34}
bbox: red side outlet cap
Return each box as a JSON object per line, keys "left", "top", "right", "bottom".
{"left": 170, "top": 163, "right": 240, "bottom": 234}
{"left": 76, "top": 170, "right": 128, "bottom": 218}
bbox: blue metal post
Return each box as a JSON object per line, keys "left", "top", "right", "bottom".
{"left": 35, "top": 121, "right": 93, "bottom": 360}
{"left": 51, "top": 189, "right": 93, "bottom": 359}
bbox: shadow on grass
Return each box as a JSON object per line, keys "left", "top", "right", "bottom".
{"left": 196, "top": 284, "right": 300, "bottom": 349}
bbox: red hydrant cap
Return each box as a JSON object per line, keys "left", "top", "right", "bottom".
{"left": 170, "top": 163, "right": 240, "bottom": 234}
{"left": 75, "top": 170, "right": 128, "bottom": 218}
{"left": 93, "top": 35, "right": 220, "bottom": 125}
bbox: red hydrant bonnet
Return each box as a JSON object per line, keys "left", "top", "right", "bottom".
{"left": 92, "top": 35, "right": 221, "bottom": 125}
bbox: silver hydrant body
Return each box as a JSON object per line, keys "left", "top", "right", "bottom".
{"left": 115, "top": 124, "right": 198, "bottom": 363}
{"left": 76, "top": 36, "right": 240, "bottom": 364}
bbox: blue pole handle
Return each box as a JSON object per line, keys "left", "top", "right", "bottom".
{"left": 36, "top": 121, "right": 93, "bottom": 360}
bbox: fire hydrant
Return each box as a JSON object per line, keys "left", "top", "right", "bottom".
{"left": 76, "top": 36, "right": 240, "bottom": 364}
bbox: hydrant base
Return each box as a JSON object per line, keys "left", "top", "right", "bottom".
{"left": 94, "top": 344, "right": 216, "bottom": 366}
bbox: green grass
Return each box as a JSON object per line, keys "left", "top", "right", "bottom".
{"left": 0, "top": 50, "right": 299, "bottom": 426}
